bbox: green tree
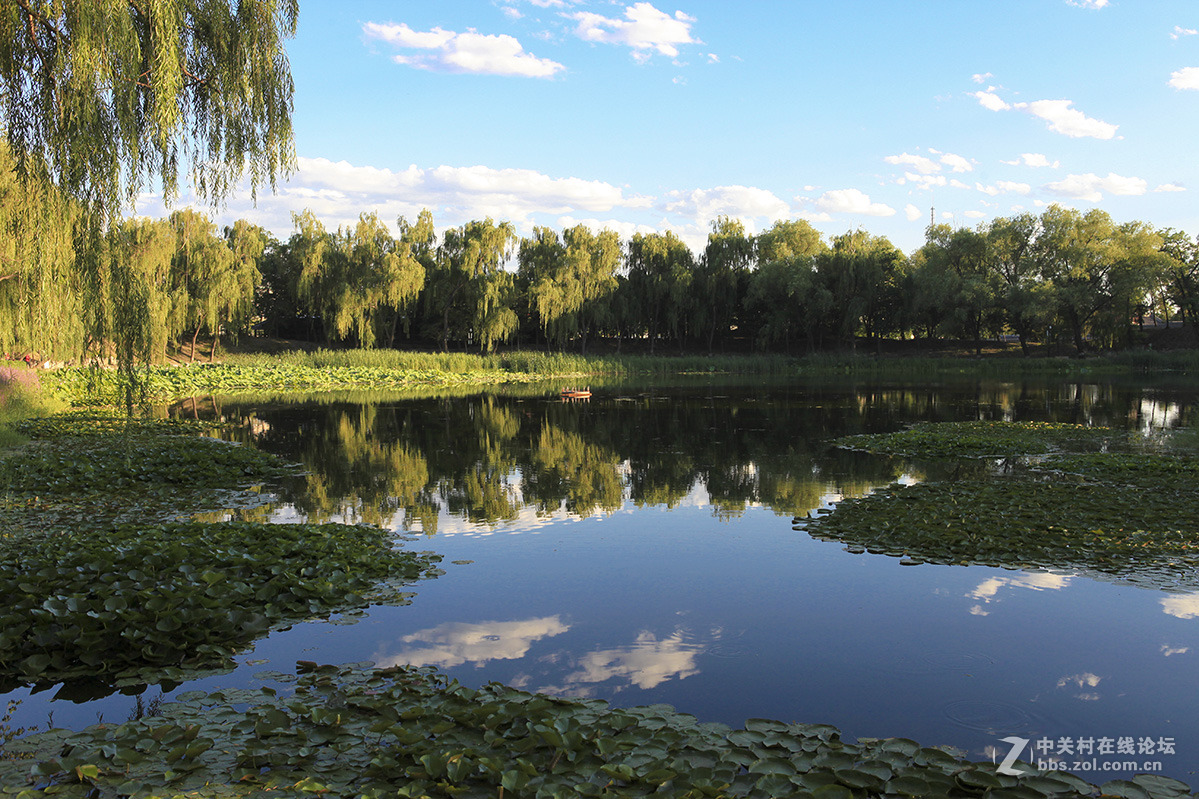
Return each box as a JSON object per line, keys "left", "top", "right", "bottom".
{"left": 0, "top": 0, "right": 297, "bottom": 216}
{"left": 1036, "top": 206, "right": 1123, "bottom": 352}
{"left": 105, "top": 216, "right": 175, "bottom": 409}
{"left": 694, "top": 216, "right": 754, "bottom": 352}
{"left": 426, "top": 218, "right": 517, "bottom": 351}
{"left": 626, "top": 231, "right": 693, "bottom": 352}
{"left": 984, "top": 214, "right": 1053, "bottom": 356}
{"left": 817, "top": 230, "right": 905, "bottom": 350}
{"left": 1159, "top": 228, "right": 1199, "bottom": 326}
{"left": 0, "top": 144, "right": 83, "bottom": 360}
{"left": 746, "top": 219, "right": 828, "bottom": 351}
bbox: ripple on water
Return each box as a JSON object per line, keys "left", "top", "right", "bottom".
{"left": 942, "top": 699, "right": 1035, "bottom": 734}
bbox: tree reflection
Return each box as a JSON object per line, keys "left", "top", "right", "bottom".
{"left": 192, "top": 378, "right": 1169, "bottom": 533}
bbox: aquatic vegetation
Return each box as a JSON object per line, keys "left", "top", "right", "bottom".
{"left": 0, "top": 434, "right": 295, "bottom": 494}
{"left": 1038, "top": 452, "right": 1199, "bottom": 493}
{"left": 804, "top": 479, "right": 1199, "bottom": 588}
{"left": 14, "top": 409, "right": 219, "bottom": 439}
{"left": 0, "top": 522, "right": 442, "bottom": 686}
{"left": 812, "top": 421, "right": 1199, "bottom": 589}
{"left": 4, "top": 660, "right": 1180, "bottom": 799}
{"left": 833, "top": 421, "right": 1123, "bottom": 459}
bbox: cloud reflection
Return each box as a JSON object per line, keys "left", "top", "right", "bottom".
{"left": 1161, "top": 593, "right": 1199, "bottom": 620}
{"left": 375, "top": 615, "right": 569, "bottom": 669}
{"left": 562, "top": 630, "right": 703, "bottom": 690}
{"left": 967, "top": 573, "right": 1071, "bottom": 615}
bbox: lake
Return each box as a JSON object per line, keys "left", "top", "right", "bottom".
{"left": 5, "top": 375, "right": 1198, "bottom": 785}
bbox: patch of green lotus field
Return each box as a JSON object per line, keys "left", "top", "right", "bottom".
{"left": 0, "top": 413, "right": 443, "bottom": 689}
{"left": 809, "top": 421, "right": 1199, "bottom": 591}
{"left": 7, "top": 661, "right": 1189, "bottom": 799}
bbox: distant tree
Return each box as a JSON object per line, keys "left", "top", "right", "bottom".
{"left": 626, "top": 231, "right": 693, "bottom": 352}
{"left": 817, "top": 230, "right": 905, "bottom": 350}
{"left": 1159, "top": 228, "right": 1199, "bottom": 326}
{"left": 106, "top": 216, "right": 175, "bottom": 410}
{"left": 426, "top": 219, "right": 517, "bottom": 351}
{"left": 747, "top": 219, "right": 828, "bottom": 351}
{"left": 1036, "top": 206, "right": 1124, "bottom": 353}
{"left": 984, "top": 214, "right": 1052, "bottom": 356}
{"left": 694, "top": 216, "right": 754, "bottom": 352}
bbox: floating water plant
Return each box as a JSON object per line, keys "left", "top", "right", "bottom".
{"left": 833, "top": 421, "right": 1123, "bottom": 459}
{"left": 5, "top": 661, "right": 1182, "bottom": 799}
{"left": 0, "top": 522, "right": 443, "bottom": 686}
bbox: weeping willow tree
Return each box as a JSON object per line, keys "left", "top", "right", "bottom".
{"left": 0, "top": 143, "right": 85, "bottom": 359}
{"left": 0, "top": 0, "right": 297, "bottom": 392}
{"left": 106, "top": 216, "right": 175, "bottom": 411}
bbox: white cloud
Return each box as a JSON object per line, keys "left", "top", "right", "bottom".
{"left": 502, "top": 7, "right": 523, "bottom": 20}
{"left": 903, "top": 172, "right": 947, "bottom": 191}
{"left": 661, "top": 185, "right": 791, "bottom": 228}
{"left": 885, "top": 152, "right": 940, "bottom": 175}
{"left": 363, "top": 22, "right": 565, "bottom": 78}
{"left": 1169, "top": 67, "right": 1199, "bottom": 90}
{"left": 940, "top": 153, "right": 974, "bottom": 173}
{"left": 1162, "top": 644, "right": 1190, "bottom": 656}
{"left": 996, "top": 180, "right": 1032, "bottom": 194}
{"left": 1044, "top": 172, "right": 1148, "bottom": 202}
{"left": 963, "top": 210, "right": 986, "bottom": 219}
{"left": 187, "top": 156, "right": 657, "bottom": 241}
{"left": 1065, "top": 0, "right": 1108, "bottom": 8}
{"left": 904, "top": 204, "right": 924, "bottom": 222}
{"left": 1171, "top": 26, "right": 1198, "bottom": 39}
{"left": 1155, "top": 183, "right": 1186, "bottom": 193}
{"left": 570, "top": 2, "right": 698, "bottom": 59}
{"left": 971, "top": 72, "right": 993, "bottom": 84}
{"left": 814, "top": 188, "right": 896, "bottom": 217}
{"left": 975, "top": 183, "right": 1001, "bottom": 197}
{"left": 1016, "top": 99, "right": 1118, "bottom": 139}
{"left": 1162, "top": 593, "right": 1199, "bottom": 619}
{"left": 949, "top": 178, "right": 972, "bottom": 190}
{"left": 1001, "top": 153, "right": 1060, "bottom": 168}
{"left": 706, "top": 53, "right": 719, "bottom": 63}
{"left": 972, "top": 90, "right": 1010, "bottom": 111}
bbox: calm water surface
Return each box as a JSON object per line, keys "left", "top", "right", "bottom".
{"left": 7, "top": 377, "right": 1199, "bottom": 783}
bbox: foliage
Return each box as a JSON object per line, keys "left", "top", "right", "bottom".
{"left": 0, "top": 0, "right": 297, "bottom": 216}
{"left": 833, "top": 421, "right": 1123, "bottom": 459}
{"left": 0, "top": 522, "right": 442, "bottom": 686}
{"left": 3, "top": 660, "right": 1177, "bottom": 799}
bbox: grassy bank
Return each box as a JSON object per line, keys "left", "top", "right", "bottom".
{"left": 0, "top": 368, "right": 66, "bottom": 447}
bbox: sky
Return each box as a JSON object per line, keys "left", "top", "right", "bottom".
{"left": 155, "top": 0, "right": 1199, "bottom": 256}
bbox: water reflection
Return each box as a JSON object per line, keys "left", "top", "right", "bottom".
{"left": 967, "top": 573, "right": 1072, "bottom": 616}
{"left": 1160, "top": 593, "right": 1199, "bottom": 619}
{"left": 375, "top": 616, "right": 570, "bottom": 669}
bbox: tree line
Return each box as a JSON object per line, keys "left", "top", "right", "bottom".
{"left": 5, "top": 157, "right": 1199, "bottom": 362}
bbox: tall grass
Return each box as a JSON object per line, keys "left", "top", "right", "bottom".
{"left": 0, "top": 367, "right": 67, "bottom": 447}
{"left": 223, "top": 348, "right": 801, "bottom": 376}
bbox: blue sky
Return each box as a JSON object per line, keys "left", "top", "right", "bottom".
{"left": 163, "top": 0, "right": 1199, "bottom": 255}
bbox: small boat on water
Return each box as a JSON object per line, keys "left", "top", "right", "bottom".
{"left": 560, "top": 387, "right": 592, "bottom": 399}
